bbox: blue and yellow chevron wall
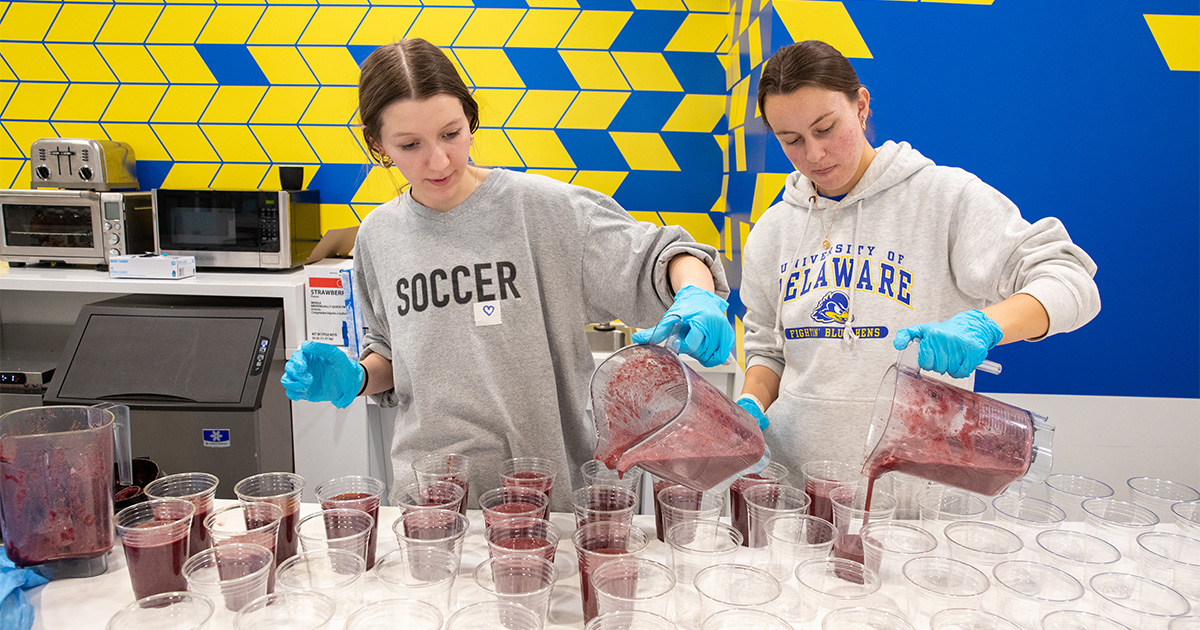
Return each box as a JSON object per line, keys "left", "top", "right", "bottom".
{"left": 1, "top": 0, "right": 1196, "bottom": 398}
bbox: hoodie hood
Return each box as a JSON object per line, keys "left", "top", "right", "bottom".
{"left": 781, "top": 140, "right": 934, "bottom": 210}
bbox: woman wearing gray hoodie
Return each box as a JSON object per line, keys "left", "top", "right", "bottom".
{"left": 735, "top": 40, "right": 1101, "bottom": 474}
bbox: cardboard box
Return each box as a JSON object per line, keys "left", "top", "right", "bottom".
{"left": 108, "top": 254, "right": 196, "bottom": 279}
{"left": 305, "top": 259, "right": 356, "bottom": 357}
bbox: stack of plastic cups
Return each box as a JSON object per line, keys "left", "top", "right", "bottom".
{"left": 233, "top": 591, "right": 336, "bottom": 630}
{"left": 473, "top": 555, "right": 558, "bottom": 623}
{"left": 411, "top": 452, "right": 471, "bottom": 514}
{"left": 344, "top": 600, "right": 443, "bottom": 630}
{"left": 1128, "top": 477, "right": 1200, "bottom": 523}
{"left": 762, "top": 514, "right": 838, "bottom": 582}
{"left": 1090, "top": 572, "right": 1191, "bottom": 629}
{"left": 591, "top": 558, "right": 677, "bottom": 619}
{"left": 900, "top": 556, "right": 990, "bottom": 628}
{"left": 374, "top": 546, "right": 460, "bottom": 615}
{"left": 943, "top": 521, "right": 1024, "bottom": 571}
{"left": 988, "top": 560, "right": 1085, "bottom": 627}
{"left": 1081, "top": 497, "right": 1159, "bottom": 555}
{"left": 105, "top": 592, "right": 214, "bottom": 630}
{"left": 1044, "top": 473, "right": 1114, "bottom": 522}
{"left": 233, "top": 472, "right": 305, "bottom": 567}
{"left": 182, "top": 542, "right": 274, "bottom": 627}
{"left": 275, "top": 548, "right": 366, "bottom": 620}
{"left": 1035, "top": 529, "right": 1121, "bottom": 586}
{"left": 693, "top": 564, "right": 781, "bottom": 621}
{"left": 315, "top": 475, "right": 386, "bottom": 570}
{"left": 664, "top": 519, "right": 741, "bottom": 629}
{"left": 144, "top": 472, "right": 220, "bottom": 556}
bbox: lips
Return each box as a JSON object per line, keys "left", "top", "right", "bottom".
{"left": 428, "top": 175, "right": 452, "bottom": 186}
{"left": 813, "top": 165, "right": 837, "bottom": 177}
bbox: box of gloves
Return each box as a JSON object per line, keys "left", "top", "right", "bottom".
{"left": 108, "top": 254, "right": 196, "bottom": 279}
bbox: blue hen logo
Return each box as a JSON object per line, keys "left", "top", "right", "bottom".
{"left": 811, "top": 291, "right": 850, "bottom": 324}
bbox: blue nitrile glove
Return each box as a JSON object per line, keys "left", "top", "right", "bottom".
{"left": 281, "top": 340, "right": 365, "bottom": 409}
{"left": 736, "top": 395, "right": 770, "bottom": 431}
{"left": 631, "top": 285, "right": 734, "bottom": 368}
{"left": 892, "top": 309, "right": 1004, "bottom": 379}
{"left": 0, "top": 549, "right": 49, "bottom": 630}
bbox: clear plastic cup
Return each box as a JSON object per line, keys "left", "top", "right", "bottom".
{"left": 743, "top": 483, "right": 810, "bottom": 548}
{"left": 411, "top": 452, "right": 470, "bottom": 514}
{"left": 651, "top": 475, "right": 676, "bottom": 543}
{"left": 860, "top": 521, "right": 937, "bottom": 588}
{"left": 500, "top": 456, "right": 558, "bottom": 505}
{"left": 344, "top": 599, "right": 443, "bottom": 630}
{"left": 989, "top": 560, "right": 1084, "bottom": 627}
{"left": 917, "top": 487, "right": 988, "bottom": 545}
{"left": 446, "top": 600, "right": 543, "bottom": 630}
{"left": 144, "top": 472, "right": 220, "bottom": 557}
{"left": 587, "top": 610, "right": 678, "bottom": 630}
{"left": 574, "top": 520, "right": 650, "bottom": 623}
{"left": 1035, "top": 529, "right": 1121, "bottom": 584}
{"left": 574, "top": 485, "right": 639, "bottom": 528}
{"left": 991, "top": 493, "right": 1066, "bottom": 549}
{"left": 486, "top": 515, "right": 562, "bottom": 562}
{"left": 1082, "top": 497, "right": 1159, "bottom": 555}
{"left": 1136, "top": 531, "right": 1200, "bottom": 602}
{"left": 394, "top": 480, "right": 464, "bottom": 514}
{"left": 901, "top": 556, "right": 990, "bottom": 627}
{"left": 479, "top": 486, "right": 550, "bottom": 527}
{"left": 1129, "top": 477, "right": 1200, "bottom": 523}
{"left": 105, "top": 591, "right": 214, "bottom": 630}
{"left": 275, "top": 548, "right": 365, "bottom": 619}
{"left": 316, "top": 475, "right": 386, "bottom": 570}
{"left": 784, "top": 558, "right": 881, "bottom": 626}
{"left": 820, "top": 606, "right": 914, "bottom": 630}
{"left": 1171, "top": 617, "right": 1200, "bottom": 630}
{"left": 581, "top": 460, "right": 644, "bottom": 497}
{"left": 295, "top": 507, "right": 373, "bottom": 561}
{"left": 763, "top": 514, "right": 838, "bottom": 581}
{"left": 1174, "top": 501, "right": 1200, "bottom": 538}
{"left": 830, "top": 485, "right": 896, "bottom": 565}
{"left": 116, "top": 498, "right": 195, "bottom": 601}
{"left": 928, "top": 608, "right": 1021, "bottom": 630}
{"left": 203, "top": 502, "right": 282, "bottom": 593}
{"left": 1045, "top": 473, "right": 1114, "bottom": 521}
{"left": 694, "top": 563, "right": 781, "bottom": 620}
{"left": 729, "top": 462, "right": 789, "bottom": 546}
{"left": 391, "top": 508, "right": 469, "bottom": 562}
{"left": 702, "top": 609, "right": 792, "bottom": 630}
{"left": 943, "top": 521, "right": 1023, "bottom": 569}
{"left": 1090, "top": 572, "right": 1191, "bottom": 629}
{"left": 802, "top": 460, "right": 861, "bottom": 525}
{"left": 182, "top": 542, "right": 274, "bottom": 626}
{"left": 664, "top": 519, "right": 743, "bottom": 586}
{"left": 233, "top": 472, "right": 305, "bottom": 565}
{"left": 234, "top": 591, "right": 336, "bottom": 630}
{"left": 1041, "top": 609, "right": 1136, "bottom": 630}
{"left": 657, "top": 485, "right": 724, "bottom": 535}
{"left": 473, "top": 554, "right": 558, "bottom": 621}
{"left": 373, "top": 546, "right": 459, "bottom": 614}
{"left": 592, "top": 558, "right": 676, "bottom": 618}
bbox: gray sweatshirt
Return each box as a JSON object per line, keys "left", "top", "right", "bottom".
{"left": 354, "top": 168, "right": 728, "bottom": 510}
{"left": 742, "top": 141, "right": 1100, "bottom": 475}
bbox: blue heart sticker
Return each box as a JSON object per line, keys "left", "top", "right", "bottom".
{"left": 483, "top": 305, "right": 495, "bottom": 316}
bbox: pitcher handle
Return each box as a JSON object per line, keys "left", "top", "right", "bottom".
{"left": 94, "top": 403, "right": 133, "bottom": 487}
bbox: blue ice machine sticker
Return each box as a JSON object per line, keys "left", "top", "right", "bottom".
{"left": 203, "top": 429, "right": 230, "bottom": 448}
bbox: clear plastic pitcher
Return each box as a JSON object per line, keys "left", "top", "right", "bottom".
{"left": 861, "top": 355, "right": 1053, "bottom": 497}
{"left": 0, "top": 404, "right": 131, "bottom": 579}
{"left": 590, "top": 344, "right": 764, "bottom": 491}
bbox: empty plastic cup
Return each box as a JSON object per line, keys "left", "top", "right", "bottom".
{"left": 860, "top": 521, "right": 937, "bottom": 587}
{"left": 1044, "top": 473, "right": 1114, "bottom": 521}
{"left": 581, "top": 460, "right": 644, "bottom": 497}
{"left": 1136, "top": 531, "right": 1200, "bottom": 602}
{"left": 1129, "top": 477, "right": 1200, "bottom": 523}
{"left": 587, "top": 610, "right": 678, "bottom": 630}
{"left": 182, "top": 542, "right": 274, "bottom": 625}
{"left": 1035, "top": 529, "right": 1121, "bottom": 584}
{"left": 446, "top": 600, "right": 542, "bottom": 630}
{"left": 234, "top": 591, "right": 335, "bottom": 630}
{"left": 473, "top": 554, "right": 557, "bottom": 621}
{"left": 702, "top": 609, "right": 792, "bottom": 630}
{"left": 943, "top": 521, "right": 1023, "bottom": 569}
{"left": 486, "top": 515, "right": 562, "bottom": 562}
{"left": 275, "top": 548, "right": 365, "bottom": 619}
{"left": 592, "top": 558, "right": 676, "bottom": 618}
{"left": 204, "top": 502, "right": 282, "bottom": 562}
{"left": 144, "top": 472, "right": 220, "bottom": 557}
{"left": 785, "top": 558, "right": 881, "bottom": 626}
{"left": 1090, "top": 571, "right": 1191, "bottom": 629}
{"left": 763, "top": 514, "right": 838, "bottom": 581}
{"left": 1082, "top": 497, "right": 1159, "bottom": 555}
{"left": 916, "top": 487, "right": 988, "bottom": 545}
{"left": 411, "top": 452, "right": 470, "bottom": 514}
{"left": 992, "top": 493, "right": 1066, "bottom": 549}
{"left": 694, "top": 563, "right": 781, "bottom": 620}
{"left": 928, "top": 608, "right": 1021, "bottom": 630}
{"left": 1041, "top": 609, "right": 1137, "bottom": 630}
{"left": 116, "top": 498, "right": 195, "bottom": 600}
{"left": 344, "top": 599, "right": 443, "bottom": 630}
{"left": 105, "top": 591, "right": 214, "bottom": 630}
{"left": 373, "top": 546, "right": 459, "bottom": 614}
{"left": 820, "top": 606, "right": 914, "bottom": 630}
{"left": 743, "top": 483, "right": 810, "bottom": 548}
{"left": 901, "top": 556, "right": 990, "bottom": 626}
{"left": 315, "top": 475, "right": 386, "bottom": 570}
{"left": 233, "top": 472, "right": 304, "bottom": 565}
{"left": 664, "top": 519, "right": 742, "bottom": 587}
{"left": 295, "top": 507, "right": 373, "bottom": 561}
{"left": 1174, "top": 501, "right": 1200, "bottom": 538}
{"left": 989, "top": 560, "right": 1085, "bottom": 627}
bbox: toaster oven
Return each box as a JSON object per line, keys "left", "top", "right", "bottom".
{"left": 0, "top": 189, "right": 153, "bottom": 267}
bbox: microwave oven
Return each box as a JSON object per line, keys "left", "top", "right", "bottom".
{"left": 153, "top": 189, "right": 321, "bottom": 270}
{"left": 0, "top": 189, "right": 153, "bottom": 267}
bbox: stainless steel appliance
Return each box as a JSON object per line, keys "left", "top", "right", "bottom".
{"left": 0, "top": 189, "right": 154, "bottom": 267}
{"left": 42, "top": 295, "right": 294, "bottom": 499}
{"left": 153, "top": 189, "right": 320, "bottom": 270}
{"left": 30, "top": 138, "right": 138, "bottom": 191}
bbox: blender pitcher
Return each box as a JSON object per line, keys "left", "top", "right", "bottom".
{"left": 0, "top": 404, "right": 131, "bottom": 579}
{"left": 590, "top": 343, "right": 764, "bottom": 491}
{"left": 861, "top": 349, "right": 1053, "bottom": 496}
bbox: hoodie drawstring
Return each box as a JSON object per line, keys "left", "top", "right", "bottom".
{"left": 773, "top": 194, "right": 818, "bottom": 348}
{"left": 842, "top": 198, "right": 864, "bottom": 347}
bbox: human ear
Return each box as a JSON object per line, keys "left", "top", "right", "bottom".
{"left": 856, "top": 87, "right": 871, "bottom": 122}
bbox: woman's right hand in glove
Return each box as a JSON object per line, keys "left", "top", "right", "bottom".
{"left": 281, "top": 341, "right": 365, "bottom": 409}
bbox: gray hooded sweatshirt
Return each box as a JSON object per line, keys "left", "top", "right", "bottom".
{"left": 741, "top": 141, "right": 1100, "bottom": 475}
{"left": 354, "top": 168, "right": 728, "bottom": 510}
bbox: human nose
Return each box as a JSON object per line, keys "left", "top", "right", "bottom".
{"left": 428, "top": 142, "right": 450, "bottom": 170}
{"left": 804, "top": 139, "right": 825, "bottom": 164}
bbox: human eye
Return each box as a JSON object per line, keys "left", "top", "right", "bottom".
{"left": 444, "top": 130, "right": 461, "bottom": 140}
{"left": 400, "top": 141, "right": 418, "bottom": 151}
{"left": 815, "top": 124, "right": 834, "bottom": 135}
{"left": 783, "top": 135, "right": 802, "bottom": 146}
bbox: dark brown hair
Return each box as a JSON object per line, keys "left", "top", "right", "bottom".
{"left": 757, "top": 40, "right": 865, "bottom": 131}
{"left": 358, "top": 38, "right": 480, "bottom": 163}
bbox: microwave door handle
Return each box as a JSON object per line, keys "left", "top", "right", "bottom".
{"left": 95, "top": 393, "right": 198, "bottom": 403}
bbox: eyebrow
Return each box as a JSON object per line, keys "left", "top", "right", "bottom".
{"left": 389, "top": 120, "right": 462, "bottom": 139}
{"left": 775, "top": 111, "right": 835, "bottom": 135}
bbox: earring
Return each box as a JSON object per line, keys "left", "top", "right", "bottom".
{"left": 380, "top": 155, "right": 394, "bottom": 168}
{"left": 860, "top": 117, "right": 867, "bottom": 130}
